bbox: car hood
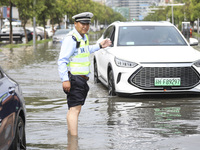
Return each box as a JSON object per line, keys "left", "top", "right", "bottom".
{"left": 53, "top": 34, "right": 67, "bottom": 38}
{"left": 108, "top": 46, "right": 200, "bottom": 63}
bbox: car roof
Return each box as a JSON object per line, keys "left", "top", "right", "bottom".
{"left": 111, "top": 21, "right": 174, "bottom": 27}
{"left": 55, "top": 29, "right": 71, "bottom": 33}
{"left": 56, "top": 29, "right": 70, "bottom": 31}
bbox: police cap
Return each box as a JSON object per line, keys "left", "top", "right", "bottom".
{"left": 72, "top": 12, "right": 93, "bottom": 23}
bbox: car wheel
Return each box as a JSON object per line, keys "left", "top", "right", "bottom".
{"left": 21, "top": 37, "right": 26, "bottom": 43}
{"left": 37, "top": 35, "right": 42, "bottom": 40}
{"left": 9, "top": 116, "right": 26, "bottom": 150}
{"left": 94, "top": 61, "right": 100, "bottom": 83}
{"left": 108, "top": 70, "right": 116, "bottom": 96}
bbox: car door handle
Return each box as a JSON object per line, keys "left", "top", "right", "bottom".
{"left": 8, "top": 87, "right": 15, "bottom": 95}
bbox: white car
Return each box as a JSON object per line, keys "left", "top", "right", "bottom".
{"left": 94, "top": 21, "right": 199, "bottom": 96}
{"left": 45, "top": 26, "right": 54, "bottom": 37}
{"left": 52, "top": 29, "right": 71, "bottom": 43}
{"left": 26, "top": 27, "right": 49, "bottom": 40}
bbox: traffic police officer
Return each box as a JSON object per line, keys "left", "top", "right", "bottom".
{"left": 58, "top": 12, "right": 111, "bottom": 136}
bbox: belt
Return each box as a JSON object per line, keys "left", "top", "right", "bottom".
{"left": 79, "top": 75, "right": 89, "bottom": 81}
{"left": 68, "top": 71, "right": 89, "bottom": 81}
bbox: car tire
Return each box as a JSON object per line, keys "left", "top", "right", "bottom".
{"left": 94, "top": 61, "right": 100, "bottom": 83}
{"left": 108, "top": 70, "right": 116, "bottom": 96}
{"left": 9, "top": 116, "right": 26, "bottom": 150}
{"left": 37, "top": 35, "right": 42, "bottom": 40}
{"left": 21, "top": 37, "right": 26, "bottom": 43}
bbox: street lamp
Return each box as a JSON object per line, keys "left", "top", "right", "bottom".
{"left": 162, "top": 3, "right": 185, "bottom": 25}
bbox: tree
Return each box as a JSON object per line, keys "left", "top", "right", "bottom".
{"left": 35, "top": 0, "right": 48, "bottom": 39}
{"left": 143, "top": 0, "right": 192, "bottom": 30}
{"left": 43, "top": 0, "right": 57, "bottom": 37}
{"left": 14, "top": 0, "right": 33, "bottom": 43}
{"left": 191, "top": 0, "right": 200, "bottom": 21}
{"left": 1, "top": 0, "right": 127, "bottom": 43}
{"left": 0, "top": 0, "right": 14, "bottom": 44}
{"left": 36, "top": 0, "right": 59, "bottom": 39}
{"left": 9, "top": 0, "right": 13, "bottom": 44}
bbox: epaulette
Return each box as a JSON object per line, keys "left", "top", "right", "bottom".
{"left": 72, "top": 35, "right": 80, "bottom": 48}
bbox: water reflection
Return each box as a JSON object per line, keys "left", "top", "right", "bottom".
{"left": 0, "top": 41, "right": 58, "bottom": 70}
{"left": 107, "top": 95, "right": 200, "bottom": 137}
{"left": 0, "top": 36, "right": 200, "bottom": 149}
{"left": 67, "top": 134, "right": 79, "bottom": 150}
{"left": 99, "top": 95, "right": 200, "bottom": 149}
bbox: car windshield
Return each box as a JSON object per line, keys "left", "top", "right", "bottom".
{"left": 118, "top": 26, "right": 187, "bottom": 46}
{"left": 55, "top": 29, "right": 70, "bottom": 35}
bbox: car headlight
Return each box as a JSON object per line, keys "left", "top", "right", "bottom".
{"left": 115, "top": 57, "right": 137, "bottom": 68}
{"left": 194, "top": 59, "right": 200, "bottom": 67}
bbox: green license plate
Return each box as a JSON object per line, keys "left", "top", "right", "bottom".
{"left": 154, "top": 78, "right": 181, "bottom": 86}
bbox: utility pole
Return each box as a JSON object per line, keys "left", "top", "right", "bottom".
{"left": 9, "top": 0, "right": 13, "bottom": 44}
{"left": 165, "top": 3, "right": 185, "bottom": 25}
{"left": 33, "top": 0, "right": 36, "bottom": 50}
{"left": 198, "top": 18, "right": 200, "bottom": 35}
{"left": 171, "top": 4, "right": 174, "bottom": 24}
{"left": 158, "top": 1, "right": 185, "bottom": 25}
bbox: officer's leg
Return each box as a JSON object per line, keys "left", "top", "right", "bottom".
{"left": 67, "top": 105, "right": 82, "bottom": 135}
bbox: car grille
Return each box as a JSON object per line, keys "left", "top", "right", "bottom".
{"left": 129, "top": 67, "right": 200, "bottom": 90}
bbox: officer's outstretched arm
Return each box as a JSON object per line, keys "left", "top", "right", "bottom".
{"left": 100, "top": 39, "right": 112, "bottom": 48}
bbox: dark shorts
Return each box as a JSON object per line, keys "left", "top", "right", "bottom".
{"left": 66, "top": 74, "right": 89, "bottom": 109}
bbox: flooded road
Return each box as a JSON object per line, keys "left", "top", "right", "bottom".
{"left": 1, "top": 37, "right": 200, "bottom": 150}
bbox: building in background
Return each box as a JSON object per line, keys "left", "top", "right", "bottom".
{"left": 93, "top": 0, "right": 173, "bottom": 21}
{"left": 92, "top": 0, "right": 105, "bottom": 4}
{"left": 159, "top": 0, "right": 173, "bottom": 4}
{"left": 0, "top": 6, "right": 19, "bottom": 30}
{"left": 105, "top": 0, "right": 161, "bottom": 20}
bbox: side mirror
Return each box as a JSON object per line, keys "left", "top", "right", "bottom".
{"left": 189, "top": 38, "right": 198, "bottom": 46}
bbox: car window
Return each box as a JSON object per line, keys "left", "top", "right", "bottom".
{"left": 37, "top": 28, "right": 43, "bottom": 31}
{"left": 103, "top": 26, "right": 114, "bottom": 39}
{"left": 110, "top": 27, "right": 115, "bottom": 47}
{"left": 103, "top": 26, "right": 115, "bottom": 47}
{"left": 0, "top": 70, "right": 3, "bottom": 79}
{"left": 117, "top": 26, "right": 187, "bottom": 46}
{"left": 54, "top": 29, "right": 70, "bottom": 35}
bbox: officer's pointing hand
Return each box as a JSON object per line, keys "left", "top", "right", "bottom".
{"left": 100, "top": 39, "right": 112, "bottom": 48}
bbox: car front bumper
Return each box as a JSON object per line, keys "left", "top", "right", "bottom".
{"left": 113, "top": 62, "right": 200, "bottom": 95}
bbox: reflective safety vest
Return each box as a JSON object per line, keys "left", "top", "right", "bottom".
{"left": 67, "top": 32, "right": 90, "bottom": 75}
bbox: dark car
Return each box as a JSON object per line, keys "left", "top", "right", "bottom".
{"left": 0, "top": 27, "right": 33, "bottom": 43}
{"left": 0, "top": 66, "right": 26, "bottom": 150}
{"left": 26, "top": 27, "right": 48, "bottom": 40}
{"left": 23, "top": 29, "right": 33, "bottom": 42}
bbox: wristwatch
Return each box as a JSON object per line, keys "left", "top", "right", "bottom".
{"left": 99, "top": 43, "right": 102, "bottom": 49}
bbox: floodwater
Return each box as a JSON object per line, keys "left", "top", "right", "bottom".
{"left": 1, "top": 36, "right": 200, "bottom": 150}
